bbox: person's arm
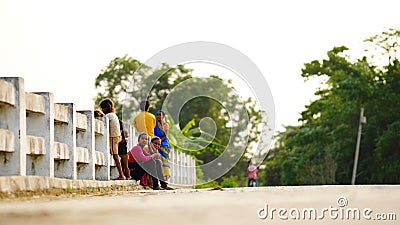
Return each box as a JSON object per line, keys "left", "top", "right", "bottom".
{"left": 148, "top": 143, "right": 157, "bottom": 154}
{"left": 147, "top": 139, "right": 161, "bottom": 159}
{"left": 130, "top": 146, "right": 152, "bottom": 162}
{"left": 133, "top": 117, "right": 137, "bottom": 130}
{"left": 163, "top": 123, "right": 169, "bottom": 139}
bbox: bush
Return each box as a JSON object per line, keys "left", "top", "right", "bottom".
{"left": 220, "top": 176, "right": 239, "bottom": 188}
{"left": 194, "top": 180, "right": 220, "bottom": 189}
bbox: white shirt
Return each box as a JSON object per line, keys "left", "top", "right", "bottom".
{"left": 106, "top": 112, "right": 121, "bottom": 137}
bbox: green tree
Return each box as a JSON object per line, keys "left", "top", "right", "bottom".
{"left": 263, "top": 29, "right": 400, "bottom": 185}
{"left": 94, "top": 57, "right": 265, "bottom": 186}
{"left": 94, "top": 55, "right": 149, "bottom": 118}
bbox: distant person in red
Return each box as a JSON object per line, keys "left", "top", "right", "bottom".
{"left": 247, "top": 160, "right": 258, "bottom": 187}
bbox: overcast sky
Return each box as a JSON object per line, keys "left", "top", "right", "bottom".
{"left": 1, "top": 0, "right": 399, "bottom": 132}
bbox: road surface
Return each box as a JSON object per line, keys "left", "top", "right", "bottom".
{"left": 0, "top": 185, "right": 398, "bottom": 225}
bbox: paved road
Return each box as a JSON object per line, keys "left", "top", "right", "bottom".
{"left": 0, "top": 185, "right": 398, "bottom": 225}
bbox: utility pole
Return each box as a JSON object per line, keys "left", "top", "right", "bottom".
{"left": 352, "top": 107, "right": 366, "bottom": 185}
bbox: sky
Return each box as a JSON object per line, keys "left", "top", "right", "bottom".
{"left": 1, "top": 0, "right": 400, "bottom": 133}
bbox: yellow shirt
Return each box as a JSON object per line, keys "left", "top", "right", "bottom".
{"left": 134, "top": 111, "right": 156, "bottom": 137}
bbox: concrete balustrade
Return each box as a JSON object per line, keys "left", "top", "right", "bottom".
{"left": 188, "top": 154, "right": 196, "bottom": 185}
{"left": 94, "top": 116, "right": 110, "bottom": 181}
{"left": 123, "top": 123, "right": 135, "bottom": 150}
{"left": 54, "top": 142, "right": 69, "bottom": 160}
{"left": 169, "top": 149, "right": 196, "bottom": 185}
{"left": 0, "top": 77, "right": 27, "bottom": 176}
{"left": 170, "top": 149, "right": 176, "bottom": 184}
{"left": 0, "top": 77, "right": 196, "bottom": 185}
{"left": 25, "top": 92, "right": 55, "bottom": 177}
{"left": 26, "top": 135, "right": 45, "bottom": 155}
{"left": 54, "top": 103, "right": 76, "bottom": 180}
{"left": 0, "top": 79, "right": 15, "bottom": 106}
{"left": 0, "top": 129, "right": 14, "bottom": 152}
{"left": 76, "top": 111, "right": 95, "bottom": 180}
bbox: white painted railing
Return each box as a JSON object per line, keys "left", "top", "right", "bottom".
{"left": 0, "top": 77, "right": 196, "bottom": 185}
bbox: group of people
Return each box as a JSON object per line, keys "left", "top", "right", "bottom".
{"left": 98, "top": 98, "right": 173, "bottom": 190}
{"left": 98, "top": 98, "right": 260, "bottom": 189}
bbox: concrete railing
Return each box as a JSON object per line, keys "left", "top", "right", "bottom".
{"left": 169, "top": 149, "right": 196, "bottom": 185}
{"left": 0, "top": 77, "right": 196, "bottom": 185}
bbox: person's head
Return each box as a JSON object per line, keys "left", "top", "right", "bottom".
{"left": 94, "top": 110, "right": 105, "bottom": 118}
{"left": 139, "top": 100, "right": 150, "bottom": 112}
{"left": 99, "top": 98, "right": 115, "bottom": 114}
{"left": 151, "top": 137, "right": 161, "bottom": 149}
{"left": 156, "top": 110, "right": 166, "bottom": 121}
{"left": 137, "top": 133, "right": 149, "bottom": 146}
{"left": 123, "top": 128, "right": 129, "bottom": 138}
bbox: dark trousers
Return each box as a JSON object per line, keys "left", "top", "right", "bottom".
{"left": 129, "top": 159, "right": 167, "bottom": 189}
{"left": 248, "top": 178, "right": 258, "bottom": 187}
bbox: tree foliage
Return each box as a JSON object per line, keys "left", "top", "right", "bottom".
{"left": 94, "top": 55, "right": 149, "bottom": 118}
{"left": 263, "top": 29, "right": 400, "bottom": 185}
{"left": 94, "top": 57, "right": 264, "bottom": 185}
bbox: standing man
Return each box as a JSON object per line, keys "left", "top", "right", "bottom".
{"left": 134, "top": 100, "right": 156, "bottom": 138}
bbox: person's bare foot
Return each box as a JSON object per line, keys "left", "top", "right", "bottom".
{"left": 112, "top": 176, "right": 126, "bottom": 180}
{"left": 162, "top": 186, "right": 175, "bottom": 190}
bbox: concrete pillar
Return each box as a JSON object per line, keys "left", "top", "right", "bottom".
{"left": 177, "top": 151, "right": 182, "bottom": 185}
{"left": 179, "top": 152, "right": 184, "bottom": 185}
{"left": 0, "top": 77, "right": 27, "bottom": 176}
{"left": 76, "top": 111, "right": 95, "bottom": 180}
{"left": 25, "top": 92, "right": 54, "bottom": 177}
{"left": 54, "top": 103, "right": 77, "bottom": 180}
{"left": 186, "top": 155, "right": 191, "bottom": 185}
{"left": 109, "top": 156, "right": 118, "bottom": 179}
{"left": 169, "top": 148, "right": 176, "bottom": 184}
{"left": 187, "top": 155, "right": 191, "bottom": 185}
{"left": 124, "top": 123, "right": 135, "bottom": 150}
{"left": 94, "top": 116, "right": 109, "bottom": 181}
{"left": 182, "top": 153, "right": 187, "bottom": 185}
{"left": 191, "top": 156, "right": 197, "bottom": 185}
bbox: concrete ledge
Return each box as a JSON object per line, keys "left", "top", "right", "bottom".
{"left": 76, "top": 112, "right": 87, "bottom": 131}
{"left": 0, "top": 79, "right": 15, "bottom": 106}
{"left": 26, "top": 135, "right": 45, "bottom": 155}
{"left": 0, "top": 128, "right": 14, "bottom": 152}
{"left": 25, "top": 92, "right": 45, "bottom": 114}
{"left": 94, "top": 151, "right": 105, "bottom": 166}
{"left": 76, "top": 147, "right": 89, "bottom": 164}
{"left": 54, "top": 104, "right": 69, "bottom": 123}
{"left": 54, "top": 142, "right": 69, "bottom": 160}
{"left": 94, "top": 119, "right": 104, "bottom": 135}
{"left": 0, "top": 176, "right": 137, "bottom": 193}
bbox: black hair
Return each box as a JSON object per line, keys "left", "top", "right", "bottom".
{"left": 99, "top": 98, "right": 115, "bottom": 114}
{"left": 139, "top": 100, "right": 150, "bottom": 111}
{"left": 151, "top": 137, "right": 161, "bottom": 143}
{"left": 137, "top": 133, "right": 148, "bottom": 142}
